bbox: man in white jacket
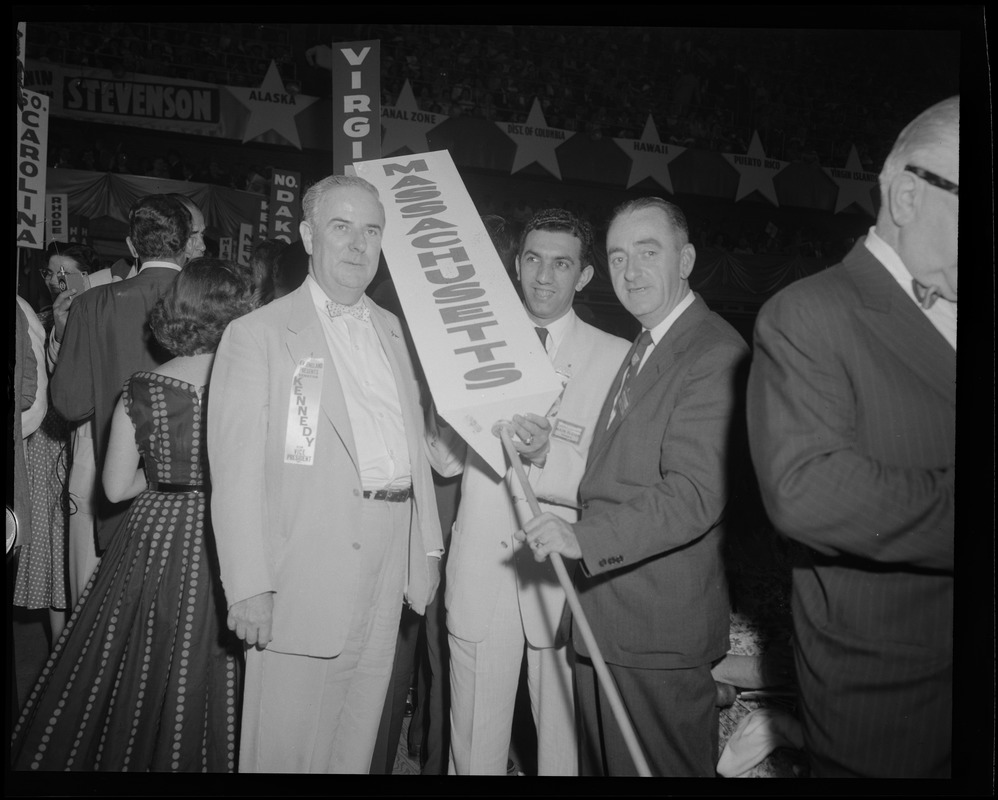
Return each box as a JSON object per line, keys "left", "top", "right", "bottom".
{"left": 438, "top": 209, "right": 630, "bottom": 775}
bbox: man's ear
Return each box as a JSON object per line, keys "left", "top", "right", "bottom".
{"left": 679, "top": 243, "right": 696, "bottom": 280}
{"left": 514, "top": 254, "right": 521, "bottom": 282}
{"left": 888, "top": 171, "right": 919, "bottom": 228}
{"left": 575, "top": 264, "right": 595, "bottom": 292}
{"left": 125, "top": 236, "right": 138, "bottom": 260}
{"left": 299, "top": 220, "right": 313, "bottom": 254}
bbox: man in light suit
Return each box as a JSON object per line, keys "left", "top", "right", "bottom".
{"left": 745, "top": 97, "right": 958, "bottom": 777}
{"left": 207, "top": 175, "right": 444, "bottom": 773}
{"left": 520, "top": 197, "right": 750, "bottom": 776}
{"left": 440, "top": 209, "right": 629, "bottom": 775}
{"left": 50, "top": 193, "right": 203, "bottom": 555}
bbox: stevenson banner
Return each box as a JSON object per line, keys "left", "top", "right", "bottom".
{"left": 354, "top": 149, "right": 563, "bottom": 476}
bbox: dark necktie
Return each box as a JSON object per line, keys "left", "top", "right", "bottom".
{"left": 535, "top": 326, "right": 549, "bottom": 351}
{"left": 613, "top": 330, "right": 652, "bottom": 420}
{"left": 326, "top": 300, "right": 371, "bottom": 321}
{"left": 912, "top": 279, "right": 940, "bottom": 310}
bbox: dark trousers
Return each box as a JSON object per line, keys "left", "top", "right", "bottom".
{"left": 406, "top": 584, "right": 449, "bottom": 774}
{"left": 575, "top": 656, "right": 718, "bottom": 777}
{"left": 369, "top": 605, "right": 422, "bottom": 774}
{"left": 369, "top": 474, "right": 460, "bottom": 775}
{"left": 407, "top": 474, "right": 459, "bottom": 775}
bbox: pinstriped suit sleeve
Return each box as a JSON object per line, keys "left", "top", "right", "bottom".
{"left": 746, "top": 287, "right": 953, "bottom": 571}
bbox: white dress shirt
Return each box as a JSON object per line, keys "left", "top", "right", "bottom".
{"left": 608, "top": 291, "right": 695, "bottom": 425}
{"left": 306, "top": 276, "right": 411, "bottom": 490}
{"left": 533, "top": 309, "right": 574, "bottom": 361}
{"left": 864, "top": 227, "right": 956, "bottom": 350}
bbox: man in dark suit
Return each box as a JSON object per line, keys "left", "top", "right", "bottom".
{"left": 519, "top": 197, "right": 750, "bottom": 776}
{"left": 745, "top": 96, "right": 958, "bottom": 778}
{"left": 49, "top": 193, "right": 203, "bottom": 553}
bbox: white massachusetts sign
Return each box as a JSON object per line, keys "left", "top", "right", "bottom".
{"left": 354, "top": 149, "right": 563, "bottom": 476}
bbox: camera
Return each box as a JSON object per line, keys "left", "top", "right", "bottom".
{"left": 63, "top": 272, "right": 90, "bottom": 294}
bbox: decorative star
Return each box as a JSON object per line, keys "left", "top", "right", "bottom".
{"left": 721, "top": 131, "right": 787, "bottom": 205}
{"left": 227, "top": 60, "right": 318, "bottom": 150}
{"left": 824, "top": 145, "right": 878, "bottom": 215}
{"left": 613, "top": 115, "right": 685, "bottom": 192}
{"left": 498, "top": 98, "right": 574, "bottom": 179}
{"left": 381, "top": 79, "right": 447, "bottom": 156}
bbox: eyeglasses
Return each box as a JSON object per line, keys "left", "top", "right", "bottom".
{"left": 39, "top": 266, "right": 66, "bottom": 280}
{"left": 904, "top": 165, "right": 959, "bottom": 197}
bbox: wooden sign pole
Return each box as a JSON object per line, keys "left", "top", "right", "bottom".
{"left": 497, "top": 425, "right": 652, "bottom": 777}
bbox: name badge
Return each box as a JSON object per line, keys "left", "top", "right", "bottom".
{"left": 284, "top": 357, "right": 323, "bottom": 465}
{"left": 552, "top": 418, "right": 584, "bottom": 445}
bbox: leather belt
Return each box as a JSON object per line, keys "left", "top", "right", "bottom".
{"left": 362, "top": 486, "right": 412, "bottom": 503}
{"left": 150, "top": 482, "right": 206, "bottom": 493}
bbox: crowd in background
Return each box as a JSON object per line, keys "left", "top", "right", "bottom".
{"left": 41, "top": 134, "right": 856, "bottom": 267}
{"left": 27, "top": 21, "right": 297, "bottom": 91}
{"left": 27, "top": 22, "right": 956, "bottom": 272}
{"left": 28, "top": 23, "right": 958, "bottom": 168}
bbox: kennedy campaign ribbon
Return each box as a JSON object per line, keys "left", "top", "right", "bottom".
{"left": 285, "top": 357, "right": 323, "bottom": 465}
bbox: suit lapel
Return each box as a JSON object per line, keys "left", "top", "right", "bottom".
{"left": 590, "top": 296, "right": 709, "bottom": 466}
{"left": 549, "top": 313, "right": 587, "bottom": 408}
{"left": 589, "top": 339, "right": 632, "bottom": 459}
{"left": 284, "top": 284, "right": 360, "bottom": 472}
{"left": 846, "top": 247, "right": 956, "bottom": 406}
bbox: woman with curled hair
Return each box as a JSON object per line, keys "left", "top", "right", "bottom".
{"left": 11, "top": 258, "right": 256, "bottom": 772}
{"left": 148, "top": 257, "right": 257, "bottom": 354}
{"left": 247, "top": 237, "right": 288, "bottom": 306}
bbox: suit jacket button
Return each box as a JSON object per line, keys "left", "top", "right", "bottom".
{"left": 352, "top": 542, "right": 361, "bottom": 550}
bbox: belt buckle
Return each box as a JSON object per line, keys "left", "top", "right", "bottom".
{"left": 365, "top": 486, "right": 411, "bottom": 502}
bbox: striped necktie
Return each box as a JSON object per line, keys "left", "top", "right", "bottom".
{"left": 613, "top": 330, "right": 652, "bottom": 420}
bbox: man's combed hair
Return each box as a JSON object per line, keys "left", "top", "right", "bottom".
{"left": 608, "top": 197, "right": 690, "bottom": 246}
{"left": 301, "top": 174, "right": 382, "bottom": 228}
{"left": 519, "top": 208, "right": 595, "bottom": 266}
{"left": 149, "top": 258, "right": 257, "bottom": 356}
{"left": 128, "top": 194, "right": 192, "bottom": 260}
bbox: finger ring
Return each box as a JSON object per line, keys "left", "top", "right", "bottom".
{"left": 524, "top": 436, "right": 533, "bottom": 446}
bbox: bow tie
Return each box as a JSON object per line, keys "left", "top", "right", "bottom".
{"left": 326, "top": 300, "right": 371, "bottom": 322}
{"left": 912, "top": 280, "right": 941, "bottom": 310}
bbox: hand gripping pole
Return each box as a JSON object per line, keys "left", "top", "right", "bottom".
{"left": 495, "top": 423, "right": 652, "bottom": 777}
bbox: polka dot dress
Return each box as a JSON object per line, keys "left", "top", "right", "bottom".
{"left": 10, "top": 373, "right": 242, "bottom": 772}
{"left": 13, "top": 406, "right": 71, "bottom": 611}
